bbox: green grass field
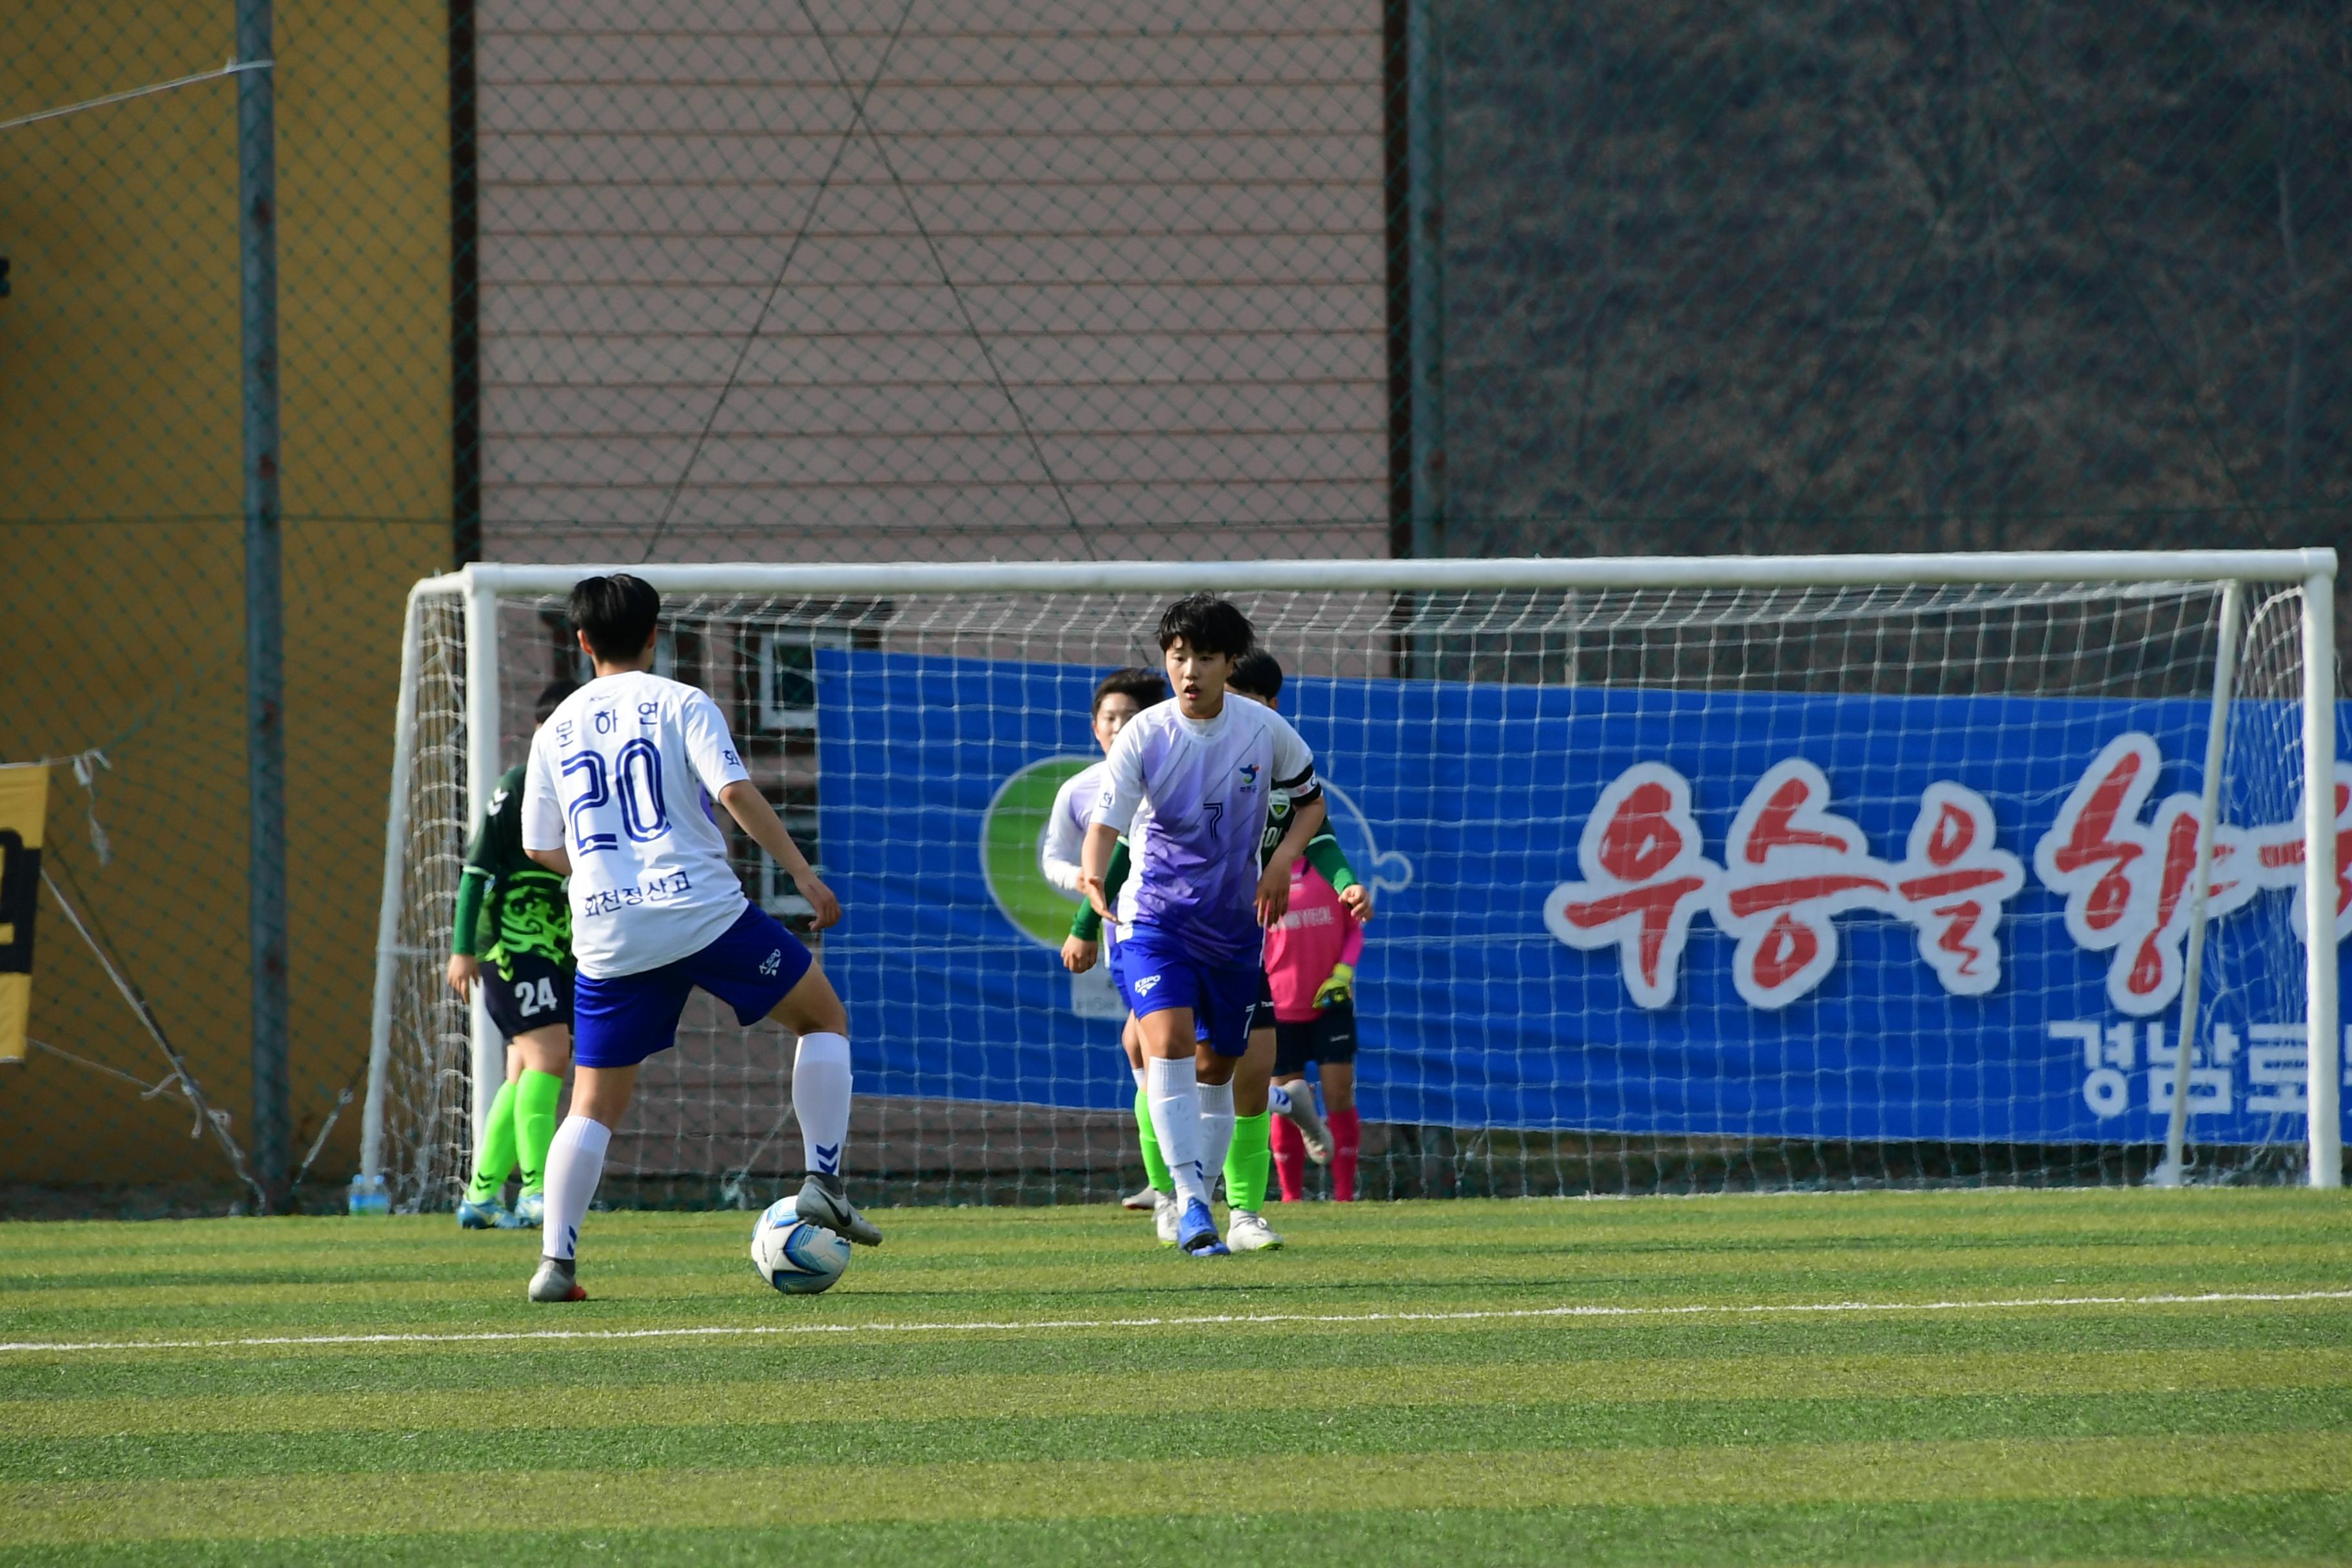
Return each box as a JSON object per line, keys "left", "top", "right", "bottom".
{"left": 3, "top": 1190, "right": 2349, "bottom": 1565}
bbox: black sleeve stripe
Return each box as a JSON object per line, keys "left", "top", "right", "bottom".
{"left": 1274, "top": 764, "right": 1317, "bottom": 791}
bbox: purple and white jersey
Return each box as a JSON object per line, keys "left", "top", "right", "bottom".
{"left": 1090, "top": 697, "right": 1318, "bottom": 965}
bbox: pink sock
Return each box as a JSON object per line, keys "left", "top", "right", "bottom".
{"left": 1330, "top": 1108, "right": 1361, "bottom": 1202}
{"left": 1269, "top": 1114, "right": 1306, "bottom": 1202}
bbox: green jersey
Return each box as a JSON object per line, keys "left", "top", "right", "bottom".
{"left": 451, "top": 763, "right": 573, "bottom": 978}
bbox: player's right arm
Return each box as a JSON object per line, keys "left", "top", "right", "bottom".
{"left": 1079, "top": 718, "right": 1148, "bottom": 919}
{"left": 446, "top": 819, "right": 494, "bottom": 999}
{"left": 1079, "top": 823, "right": 1121, "bottom": 921}
{"left": 520, "top": 727, "right": 571, "bottom": 876}
{"left": 1061, "top": 836, "right": 1131, "bottom": 970}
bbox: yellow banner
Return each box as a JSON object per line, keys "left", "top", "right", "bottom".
{"left": 0, "top": 763, "right": 48, "bottom": 1064}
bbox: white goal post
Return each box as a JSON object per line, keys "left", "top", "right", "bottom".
{"left": 360, "top": 551, "right": 2342, "bottom": 1210}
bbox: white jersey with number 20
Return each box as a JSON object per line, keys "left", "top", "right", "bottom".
{"left": 522, "top": 670, "right": 753, "bottom": 979}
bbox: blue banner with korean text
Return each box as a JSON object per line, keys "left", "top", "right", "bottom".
{"left": 815, "top": 647, "right": 2352, "bottom": 1146}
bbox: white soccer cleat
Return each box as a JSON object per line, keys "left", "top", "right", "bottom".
{"left": 1273, "top": 1083, "right": 1332, "bottom": 1165}
{"left": 1121, "top": 1184, "right": 1159, "bottom": 1211}
{"left": 1225, "top": 1209, "right": 1284, "bottom": 1251}
{"left": 527, "top": 1255, "right": 586, "bottom": 1303}
{"left": 1153, "top": 1190, "right": 1180, "bottom": 1247}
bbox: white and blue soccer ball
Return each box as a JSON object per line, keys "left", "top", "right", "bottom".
{"left": 749, "top": 1195, "right": 852, "bottom": 1295}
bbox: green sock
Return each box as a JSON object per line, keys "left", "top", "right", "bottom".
{"left": 1225, "top": 1111, "right": 1271, "bottom": 1211}
{"left": 1134, "top": 1086, "right": 1173, "bottom": 1194}
{"left": 513, "top": 1069, "right": 563, "bottom": 1198}
{"left": 465, "top": 1079, "right": 520, "bottom": 1205}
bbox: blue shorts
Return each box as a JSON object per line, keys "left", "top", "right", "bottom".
{"left": 1104, "top": 926, "right": 1128, "bottom": 1003}
{"left": 573, "top": 903, "right": 814, "bottom": 1070}
{"left": 1115, "top": 924, "right": 1260, "bottom": 1058}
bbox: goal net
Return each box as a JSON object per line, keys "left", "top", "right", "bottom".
{"left": 362, "top": 555, "right": 2345, "bottom": 1213}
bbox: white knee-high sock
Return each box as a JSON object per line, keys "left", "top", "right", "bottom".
{"left": 542, "top": 1115, "right": 611, "bottom": 1262}
{"left": 793, "top": 1032, "right": 853, "bottom": 1177}
{"left": 1198, "top": 1080, "right": 1236, "bottom": 1203}
{"left": 1146, "top": 1055, "right": 1208, "bottom": 1207}
{"left": 1130, "top": 1063, "right": 1148, "bottom": 1094}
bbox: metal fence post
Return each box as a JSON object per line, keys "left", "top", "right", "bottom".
{"left": 1406, "top": 0, "right": 1446, "bottom": 562}
{"left": 449, "top": 0, "right": 482, "bottom": 567}
{"left": 238, "top": 0, "right": 289, "bottom": 1211}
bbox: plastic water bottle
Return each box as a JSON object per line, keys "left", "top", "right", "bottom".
{"left": 347, "top": 1173, "right": 390, "bottom": 1215}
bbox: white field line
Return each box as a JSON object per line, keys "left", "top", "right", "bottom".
{"left": 5, "top": 1288, "right": 2349, "bottom": 1356}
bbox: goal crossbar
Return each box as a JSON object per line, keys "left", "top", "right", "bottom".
{"left": 446, "top": 549, "right": 2337, "bottom": 600}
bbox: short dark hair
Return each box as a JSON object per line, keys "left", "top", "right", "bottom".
{"left": 1155, "top": 593, "right": 1253, "bottom": 658}
{"left": 1229, "top": 649, "right": 1283, "bottom": 701}
{"left": 1092, "top": 666, "right": 1168, "bottom": 714}
{"left": 569, "top": 574, "right": 661, "bottom": 663}
{"left": 534, "top": 678, "right": 580, "bottom": 725}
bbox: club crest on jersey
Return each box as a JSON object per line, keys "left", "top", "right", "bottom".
{"left": 1237, "top": 763, "right": 1260, "bottom": 791}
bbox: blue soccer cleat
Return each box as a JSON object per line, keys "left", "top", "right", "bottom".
{"left": 456, "top": 1196, "right": 516, "bottom": 1231}
{"left": 513, "top": 1190, "right": 545, "bottom": 1227}
{"left": 1175, "top": 1198, "right": 1228, "bottom": 1256}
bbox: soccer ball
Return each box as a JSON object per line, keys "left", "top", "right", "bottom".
{"left": 749, "top": 1196, "right": 852, "bottom": 1295}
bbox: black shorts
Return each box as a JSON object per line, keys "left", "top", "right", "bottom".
{"left": 1273, "top": 999, "right": 1357, "bottom": 1075}
{"left": 482, "top": 950, "right": 575, "bottom": 1041}
{"left": 1250, "top": 967, "right": 1277, "bottom": 1035}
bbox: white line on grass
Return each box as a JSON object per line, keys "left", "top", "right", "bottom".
{"left": 5, "top": 1288, "right": 2349, "bottom": 1355}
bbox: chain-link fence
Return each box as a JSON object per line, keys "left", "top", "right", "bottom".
{"left": 4, "top": 1, "right": 2346, "bottom": 1213}
{"left": 5, "top": 6, "right": 449, "bottom": 1213}
{"left": 1435, "top": 0, "right": 2352, "bottom": 559}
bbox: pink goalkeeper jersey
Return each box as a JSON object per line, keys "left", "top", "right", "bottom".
{"left": 1262, "top": 861, "right": 1364, "bottom": 1023}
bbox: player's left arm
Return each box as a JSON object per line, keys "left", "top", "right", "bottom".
{"left": 1304, "top": 827, "right": 1371, "bottom": 921}
{"left": 1257, "top": 792, "right": 1325, "bottom": 926}
{"left": 1315, "top": 892, "right": 1368, "bottom": 1006}
{"left": 717, "top": 783, "right": 839, "bottom": 930}
{"left": 680, "top": 689, "right": 841, "bottom": 930}
{"left": 1256, "top": 714, "right": 1325, "bottom": 925}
